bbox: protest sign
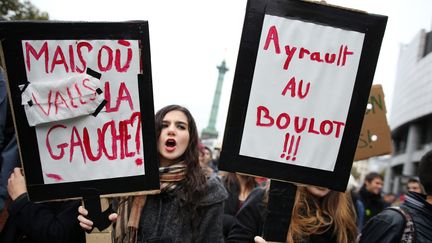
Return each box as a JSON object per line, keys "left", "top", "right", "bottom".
{"left": 354, "top": 84, "right": 392, "bottom": 161}
{"left": 219, "top": 0, "right": 387, "bottom": 192}
{"left": 0, "top": 21, "right": 159, "bottom": 201}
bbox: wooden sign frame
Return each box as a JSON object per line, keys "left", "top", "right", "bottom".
{"left": 219, "top": 0, "right": 387, "bottom": 191}
{"left": 0, "top": 21, "right": 160, "bottom": 201}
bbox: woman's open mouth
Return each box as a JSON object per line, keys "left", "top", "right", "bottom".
{"left": 165, "top": 138, "right": 177, "bottom": 152}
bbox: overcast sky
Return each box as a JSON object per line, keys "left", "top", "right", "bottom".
{"left": 30, "top": 0, "right": 432, "bottom": 141}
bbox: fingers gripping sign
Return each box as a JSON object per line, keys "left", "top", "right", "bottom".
{"left": 7, "top": 167, "right": 27, "bottom": 201}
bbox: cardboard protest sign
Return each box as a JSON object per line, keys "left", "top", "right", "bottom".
{"left": 0, "top": 21, "right": 159, "bottom": 201}
{"left": 354, "top": 84, "right": 392, "bottom": 161}
{"left": 219, "top": 0, "right": 387, "bottom": 192}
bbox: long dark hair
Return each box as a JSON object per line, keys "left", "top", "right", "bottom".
{"left": 223, "top": 172, "right": 256, "bottom": 194}
{"left": 155, "top": 105, "right": 207, "bottom": 205}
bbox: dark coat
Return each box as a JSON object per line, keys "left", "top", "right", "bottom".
{"left": 226, "top": 187, "right": 337, "bottom": 243}
{"left": 222, "top": 178, "right": 241, "bottom": 238}
{"left": 223, "top": 179, "right": 242, "bottom": 217}
{"left": 359, "top": 185, "right": 387, "bottom": 225}
{"left": 0, "top": 193, "right": 85, "bottom": 243}
{"left": 1, "top": 72, "right": 20, "bottom": 214}
{"left": 137, "top": 175, "right": 227, "bottom": 243}
{"left": 359, "top": 191, "right": 432, "bottom": 243}
{"left": 226, "top": 187, "right": 266, "bottom": 243}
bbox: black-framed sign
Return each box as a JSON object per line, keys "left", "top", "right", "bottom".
{"left": 219, "top": 0, "right": 387, "bottom": 192}
{"left": 0, "top": 21, "right": 160, "bottom": 201}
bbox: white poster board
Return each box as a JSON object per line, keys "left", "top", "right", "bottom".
{"left": 22, "top": 40, "right": 144, "bottom": 183}
{"left": 240, "top": 15, "right": 365, "bottom": 171}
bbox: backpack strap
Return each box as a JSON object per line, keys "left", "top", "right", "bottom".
{"left": 387, "top": 206, "right": 416, "bottom": 243}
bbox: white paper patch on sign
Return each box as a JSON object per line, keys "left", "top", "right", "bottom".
{"left": 20, "top": 73, "right": 104, "bottom": 126}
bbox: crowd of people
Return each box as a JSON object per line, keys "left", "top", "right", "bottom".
{"left": 1, "top": 68, "right": 432, "bottom": 242}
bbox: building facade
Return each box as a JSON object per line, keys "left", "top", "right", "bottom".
{"left": 383, "top": 29, "right": 432, "bottom": 193}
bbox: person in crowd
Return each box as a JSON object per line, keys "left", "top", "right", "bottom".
{"left": 358, "top": 172, "right": 386, "bottom": 226}
{"left": 222, "top": 172, "right": 257, "bottom": 238}
{"left": 358, "top": 150, "right": 432, "bottom": 242}
{"left": 407, "top": 177, "right": 425, "bottom": 194}
{"left": 0, "top": 68, "right": 85, "bottom": 242}
{"left": 199, "top": 145, "right": 216, "bottom": 176}
{"left": 0, "top": 167, "right": 85, "bottom": 243}
{"left": 227, "top": 184, "right": 358, "bottom": 243}
{"left": 78, "top": 104, "right": 228, "bottom": 243}
{"left": 0, "top": 67, "right": 19, "bottom": 216}
{"left": 212, "top": 145, "right": 221, "bottom": 170}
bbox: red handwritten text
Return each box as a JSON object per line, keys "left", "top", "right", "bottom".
{"left": 104, "top": 81, "right": 134, "bottom": 113}
{"left": 281, "top": 76, "right": 310, "bottom": 98}
{"left": 280, "top": 133, "right": 301, "bottom": 161}
{"left": 256, "top": 105, "right": 345, "bottom": 138}
{"left": 24, "top": 40, "right": 133, "bottom": 74}
{"left": 31, "top": 77, "right": 97, "bottom": 116}
{"left": 263, "top": 25, "right": 354, "bottom": 70}
{"left": 45, "top": 111, "right": 141, "bottom": 163}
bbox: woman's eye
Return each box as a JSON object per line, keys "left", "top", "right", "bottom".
{"left": 177, "top": 124, "right": 186, "bottom": 130}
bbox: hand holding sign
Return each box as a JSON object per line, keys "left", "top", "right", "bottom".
{"left": 7, "top": 168, "right": 27, "bottom": 201}
{"left": 219, "top": 0, "right": 387, "bottom": 192}
{"left": 80, "top": 190, "right": 117, "bottom": 232}
{"left": 1, "top": 21, "right": 159, "bottom": 202}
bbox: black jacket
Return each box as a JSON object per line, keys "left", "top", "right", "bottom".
{"left": 358, "top": 185, "right": 386, "bottom": 225}
{"left": 0, "top": 193, "right": 85, "bottom": 243}
{"left": 226, "top": 187, "right": 337, "bottom": 243}
{"left": 359, "top": 191, "right": 432, "bottom": 243}
{"left": 226, "top": 187, "right": 266, "bottom": 243}
{"left": 222, "top": 178, "right": 242, "bottom": 238}
{"left": 223, "top": 179, "right": 242, "bottom": 217}
{"left": 136, "top": 175, "right": 227, "bottom": 243}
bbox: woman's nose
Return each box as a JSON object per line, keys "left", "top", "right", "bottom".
{"left": 167, "top": 124, "right": 176, "bottom": 134}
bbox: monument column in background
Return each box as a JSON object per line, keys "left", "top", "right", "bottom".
{"left": 201, "top": 60, "right": 229, "bottom": 140}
